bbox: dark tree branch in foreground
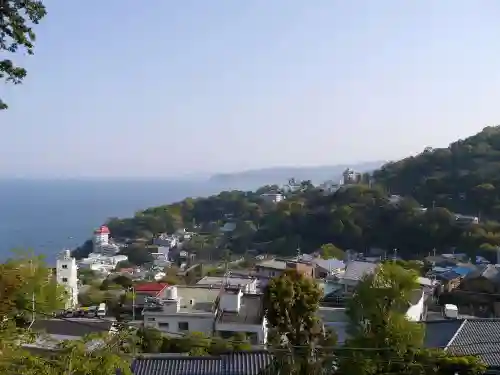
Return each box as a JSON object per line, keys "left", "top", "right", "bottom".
{"left": 0, "top": 0, "right": 46, "bottom": 109}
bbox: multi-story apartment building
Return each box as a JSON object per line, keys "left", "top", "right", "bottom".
{"left": 142, "top": 284, "right": 268, "bottom": 344}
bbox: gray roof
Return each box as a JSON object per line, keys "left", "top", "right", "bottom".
{"left": 31, "top": 318, "right": 113, "bottom": 337}
{"left": 423, "top": 320, "right": 464, "bottom": 348}
{"left": 256, "top": 259, "right": 287, "bottom": 271}
{"left": 218, "top": 295, "right": 263, "bottom": 324}
{"left": 342, "top": 261, "right": 377, "bottom": 281}
{"left": 315, "top": 258, "right": 345, "bottom": 271}
{"left": 446, "top": 319, "right": 500, "bottom": 368}
{"left": 132, "top": 351, "right": 273, "bottom": 375}
{"left": 465, "top": 264, "right": 500, "bottom": 284}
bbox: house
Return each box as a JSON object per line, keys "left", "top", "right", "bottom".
{"left": 424, "top": 319, "right": 500, "bottom": 372}
{"left": 215, "top": 287, "right": 268, "bottom": 344}
{"left": 255, "top": 259, "right": 287, "bottom": 279}
{"left": 143, "top": 285, "right": 218, "bottom": 336}
{"left": 133, "top": 282, "right": 170, "bottom": 308}
{"left": 432, "top": 270, "right": 462, "bottom": 292}
{"left": 196, "top": 276, "right": 258, "bottom": 294}
{"left": 314, "top": 258, "right": 345, "bottom": 278}
{"left": 131, "top": 351, "right": 273, "bottom": 375}
{"left": 153, "top": 233, "right": 179, "bottom": 248}
{"left": 455, "top": 214, "right": 480, "bottom": 225}
{"left": 255, "top": 259, "right": 315, "bottom": 284}
{"left": 142, "top": 285, "right": 268, "bottom": 344}
{"left": 336, "top": 261, "right": 377, "bottom": 291}
{"left": 455, "top": 264, "right": 500, "bottom": 316}
{"left": 24, "top": 318, "right": 115, "bottom": 353}
{"left": 424, "top": 255, "right": 460, "bottom": 268}
{"left": 260, "top": 193, "right": 285, "bottom": 203}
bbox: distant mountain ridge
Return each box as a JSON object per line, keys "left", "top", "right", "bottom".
{"left": 208, "top": 161, "right": 385, "bottom": 188}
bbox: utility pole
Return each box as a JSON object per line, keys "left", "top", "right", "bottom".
{"left": 132, "top": 287, "right": 136, "bottom": 321}
{"left": 29, "top": 259, "right": 35, "bottom": 328}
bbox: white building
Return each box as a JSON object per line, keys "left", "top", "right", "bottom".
{"left": 91, "top": 225, "right": 121, "bottom": 255}
{"left": 93, "top": 225, "right": 110, "bottom": 248}
{"left": 78, "top": 253, "right": 128, "bottom": 274}
{"left": 196, "top": 276, "right": 258, "bottom": 294}
{"left": 143, "top": 285, "right": 267, "bottom": 344}
{"left": 154, "top": 234, "right": 179, "bottom": 248}
{"left": 260, "top": 193, "right": 284, "bottom": 203}
{"left": 56, "top": 250, "right": 79, "bottom": 309}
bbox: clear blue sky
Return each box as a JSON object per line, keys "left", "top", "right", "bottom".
{"left": 2, "top": 0, "right": 500, "bottom": 178}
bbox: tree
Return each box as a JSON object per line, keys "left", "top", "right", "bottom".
{"left": 44, "top": 332, "right": 133, "bottom": 375}
{"left": 319, "top": 243, "right": 345, "bottom": 259}
{"left": 1, "top": 0, "right": 47, "bottom": 109}
{"left": 136, "top": 327, "right": 163, "bottom": 353}
{"left": 337, "top": 263, "right": 485, "bottom": 375}
{"left": 112, "top": 275, "right": 133, "bottom": 289}
{"left": 264, "top": 270, "right": 336, "bottom": 375}
{"left": 0, "top": 253, "right": 66, "bottom": 320}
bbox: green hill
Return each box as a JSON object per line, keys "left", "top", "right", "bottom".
{"left": 373, "top": 126, "right": 500, "bottom": 219}
{"left": 74, "top": 182, "right": 500, "bottom": 266}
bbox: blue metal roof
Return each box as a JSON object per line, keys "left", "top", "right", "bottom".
{"left": 451, "top": 266, "right": 472, "bottom": 276}
{"left": 435, "top": 270, "right": 461, "bottom": 281}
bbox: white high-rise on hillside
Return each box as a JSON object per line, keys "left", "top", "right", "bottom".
{"left": 56, "top": 249, "right": 78, "bottom": 309}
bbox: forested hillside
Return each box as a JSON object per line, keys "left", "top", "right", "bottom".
{"left": 73, "top": 183, "right": 500, "bottom": 264}
{"left": 373, "top": 126, "right": 500, "bottom": 219}
{"left": 72, "top": 127, "right": 500, "bottom": 264}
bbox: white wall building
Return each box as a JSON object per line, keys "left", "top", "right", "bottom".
{"left": 93, "top": 225, "right": 110, "bottom": 248}
{"left": 196, "top": 276, "right": 258, "bottom": 294}
{"left": 143, "top": 285, "right": 267, "bottom": 344}
{"left": 260, "top": 193, "right": 284, "bottom": 203}
{"left": 56, "top": 250, "right": 79, "bottom": 309}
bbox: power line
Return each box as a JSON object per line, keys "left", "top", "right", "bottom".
{"left": 14, "top": 304, "right": 500, "bottom": 353}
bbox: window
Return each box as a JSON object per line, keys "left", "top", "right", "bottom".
{"left": 159, "top": 322, "right": 169, "bottom": 329}
{"left": 62, "top": 265, "right": 68, "bottom": 269}
{"left": 147, "top": 318, "right": 156, "bottom": 321}
{"left": 178, "top": 322, "right": 189, "bottom": 331}
{"left": 62, "top": 277, "right": 68, "bottom": 282}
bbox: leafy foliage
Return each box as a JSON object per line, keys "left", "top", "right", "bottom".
{"left": 0, "top": 0, "right": 47, "bottom": 109}
{"left": 76, "top": 182, "right": 500, "bottom": 265}
{"left": 264, "top": 270, "right": 336, "bottom": 375}
{"left": 374, "top": 125, "right": 500, "bottom": 220}
{"left": 136, "top": 327, "right": 252, "bottom": 355}
{"left": 0, "top": 252, "right": 66, "bottom": 320}
{"left": 336, "top": 263, "right": 485, "bottom": 375}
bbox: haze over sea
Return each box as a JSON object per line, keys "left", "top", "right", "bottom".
{"left": 0, "top": 179, "right": 227, "bottom": 263}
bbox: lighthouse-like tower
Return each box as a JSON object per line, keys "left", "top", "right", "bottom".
{"left": 56, "top": 249, "right": 78, "bottom": 309}
{"left": 93, "top": 225, "right": 110, "bottom": 252}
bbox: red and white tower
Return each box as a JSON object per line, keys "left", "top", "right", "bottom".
{"left": 93, "top": 225, "right": 110, "bottom": 252}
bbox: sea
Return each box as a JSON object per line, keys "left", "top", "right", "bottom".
{"left": 0, "top": 179, "right": 231, "bottom": 264}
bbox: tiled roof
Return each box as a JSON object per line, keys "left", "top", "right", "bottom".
{"left": 132, "top": 351, "right": 273, "bottom": 375}
{"left": 315, "top": 258, "right": 345, "bottom": 271}
{"left": 423, "top": 320, "right": 464, "bottom": 349}
{"left": 135, "top": 282, "right": 169, "bottom": 294}
{"left": 342, "top": 261, "right": 377, "bottom": 282}
{"left": 31, "top": 318, "right": 113, "bottom": 337}
{"left": 446, "top": 319, "right": 500, "bottom": 368}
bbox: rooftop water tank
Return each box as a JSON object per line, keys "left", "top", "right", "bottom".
{"left": 166, "top": 286, "right": 178, "bottom": 300}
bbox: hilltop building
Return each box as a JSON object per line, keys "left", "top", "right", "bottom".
{"left": 342, "top": 168, "right": 361, "bottom": 185}
{"left": 92, "top": 225, "right": 120, "bottom": 255}
{"left": 56, "top": 249, "right": 78, "bottom": 309}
